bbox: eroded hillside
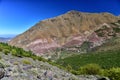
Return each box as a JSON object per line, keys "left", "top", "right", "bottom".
{"left": 9, "top": 10, "right": 119, "bottom": 55}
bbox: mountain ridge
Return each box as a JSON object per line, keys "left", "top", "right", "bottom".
{"left": 9, "top": 10, "right": 120, "bottom": 55}
{"left": 0, "top": 37, "right": 12, "bottom": 43}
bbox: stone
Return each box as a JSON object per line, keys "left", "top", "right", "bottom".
{"left": 37, "top": 75, "right": 41, "bottom": 79}
{"left": 0, "top": 53, "right": 110, "bottom": 80}
{"left": 0, "top": 63, "right": 5, "bottom": 79}
{"left": 98, "top": 77, "right": 109, "bottom": 80}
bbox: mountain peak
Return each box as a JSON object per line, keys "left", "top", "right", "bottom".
{"left": 67, "top": 10, "right": 81, "bottom": 13}
{"left": 67, "top": 10, "right": 115, "bottom": 16}
{"left": 9, "top": 10, "right": 119, "bottom": 55}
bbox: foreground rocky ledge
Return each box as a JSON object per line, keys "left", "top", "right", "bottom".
{"left": 0, "top": 53, "right": 109, "bottom": 80}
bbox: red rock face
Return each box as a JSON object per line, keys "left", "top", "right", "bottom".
{"left": 87, "top": 32, "right": 105, "bottom": 48}
{"left": 63, "top": 34, "right": 87, "bottom": 47}
{"left": 26, "top": 32, "right": 105, "bottom": 54}
{"left": 26, "top": 34, "right": 87, "bottom": 54}
{"left": 26, "top": 39, "right": 60, "bottom": 55}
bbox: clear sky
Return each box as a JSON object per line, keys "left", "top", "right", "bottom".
{"left": 0, "top": 0, "right": 120, "bottom": 36}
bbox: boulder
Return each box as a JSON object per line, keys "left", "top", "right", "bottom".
{"left": 0, "top": 63, "right": 5, "bottom": 79}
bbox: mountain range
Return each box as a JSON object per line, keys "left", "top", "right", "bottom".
{"left": 0, "top": 37, "right": 12, "bottom": 43}
{"left": 9, "top": 10, "right": 120, "bottom": 56}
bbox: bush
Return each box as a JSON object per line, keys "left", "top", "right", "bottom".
{"left": 11, "top": 49, "right": 17, "bottom": 56}
{"left": 0, "top": 56, "right": 1, "bottom": 59}
{"left": 79, "top": 63, "right": 101, "bottom": 75}
{"left": 71, "top": 70, "right": 80, "bottom": 75}
{"left": 31, "top": 55, "right": 37, "bottom": 60}
{"left": 22, "top": 60, "right": 31, "bottom": 65}
{"left": 104, "top": 68, "right": 120, "bottom": 80}
{"left": 0, "top": 47, "right": 3, "bottom": 51}
{"left": 3, "top": 49, "right": 10, "bottom": 55}
{"left": 0, "top": 62, "right": 4, "bottom": 68}
{"left": 22, "top": 52, "right": 31, "bottom": 57}
{"left": 118, "top": 20, "right": 120, "bottom": 23}
{"left": 66, "top": 64, "right": 73, "bottom": 72}
{"left": 113, "top": 27, "right": 120, "bottom": 33}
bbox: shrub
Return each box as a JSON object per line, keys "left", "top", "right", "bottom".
{"left": 31, "top": 56, "right": 37, "bottom": 60}
{"left": 0, "top": 47, "right": 3, "bottom": 51}
{"left": 0, "top": 56, "right": 1, "bottom": 59}
{"left": 104, "top": 68, "right": 120, "bottom": 80}
{"left": 97, "top": 32, "right": 104, "bottom": 37}
{"left": 66, "top": 64, "right": 73, "bottom": 72}
{"left": 13, "top": 61, "right": 19, "bottom": 65}
{"left": 3, "top": 49, "right": 10, "bottom": 55}
{"left": 22, "top": 52, "right": 31, "bottom": 57}
{"left": 79, "top": 63, "right": 101, "bottom": 75}
{"left": 22, "top": 60, "right": 31, "bottom": 65}
{"left": 0, "top": 62, "right": 4, "bottom": 68}
{"left": 11, "top": 49, "right": 17, "bottom": 56}
{"left": 118, "top": 20, "right": 120, "bottom": 23}
{"left": 37, "top": 56, "right": 43, "bottom": 61}
{"left": 71, "top": 70, "right": 80, "bottom": 75}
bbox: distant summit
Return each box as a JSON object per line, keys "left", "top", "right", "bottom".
{"left": 0, "top": 34, "right": 16, "bottom": 38}
{"left": 0, "top": 37, "right": 12, "bottom": 43}
{"left": 0, "top": 34, "right": 16, "bottom": 43}
{"left": 9, "top": 10, "right": 120, "bottom": 55}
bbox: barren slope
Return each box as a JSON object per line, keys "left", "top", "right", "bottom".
{"left": 9, "top": 10, "right": 119, "bottom": 55}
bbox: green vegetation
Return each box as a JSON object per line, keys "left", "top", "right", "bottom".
{"left": 56, "top": 49, "right": 120, "bottom": 79}
{"left": 118, "top": 20, "right": 120, "bottom": 23}
{"left": 95, "top": 37, "right": 120, "bottom": 52}
{"left": 0, "top": 42, "right": 47, "bottom": 62}
{"left": 3, "top": 49, "right": 10, "bottom": 55}
{"left": 103, "top": 68, "right": 120, "bottom": 80}
{"left": 79, "top": 63, "right": 101, "bottom": 75}
{"left": 56, "top": 50, "right": 120, "bottom": 70}
{"left": 22, "top": 59, "right": 31, "bottom": 65}
{"left": 0, "top": 42, "right": 120, "bottom": 79}
{"left": 0, "top": 42, "right": 63, "bottom": 69}
{"left": 0, "top": 62, "right": 4, "bottom": 68}
{"left": 0, "top": 56, "right": 1, "bottom": 59}
{"left": 113, "top": 27, "right": 120, "bottom": 33}
{"left": 95, "top": 25, "right": 108, "bottom": 37}
{"left": 111, "top": 20, "right": 120, "bottom": 26}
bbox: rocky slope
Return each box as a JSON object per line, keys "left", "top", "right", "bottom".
{"left": 63, "top": 20, "right": 120, "bottom": 52}
{"left": 9, "top": 10, "right": 119, "bottom": 55}
{"left": 0, "top": 53, "right": 109, "bottom": 80}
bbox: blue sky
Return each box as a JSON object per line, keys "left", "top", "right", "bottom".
{"left": 0, "top": 0, "right": 120, "bottom": 36}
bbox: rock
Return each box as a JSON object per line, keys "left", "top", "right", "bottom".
{"left": 0, "top": 53, "right": 110, "bottom": 80}
{"left": 0, "top": 63, "right": 5, "bottom": 79}
{"left": 0, "top": 68, "right": 5, "bottom": 79}
{"left": 23, "top": 65, "right": 33, "bottom": 70}
{"left": 37, "top": 75, "right": 41, "bottom": 79}
{"left": 98, "top": 77, "right": 109, "bottom": 80}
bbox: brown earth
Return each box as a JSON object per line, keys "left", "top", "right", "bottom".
{"left": 9, "top": 10, "right": 119, "bottom": 55}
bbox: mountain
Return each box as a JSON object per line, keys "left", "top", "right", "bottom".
{"left": 0, "top": 34, "right": 16, "bottom": 38}
{"left": 9, "top": 10, "right": 120, "bottom": 55}
{"left": 0, "top": 37, "right": 12, "bottom": 43}
{"left": 0, "top": 34, "right": 16, "bottom": 43}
